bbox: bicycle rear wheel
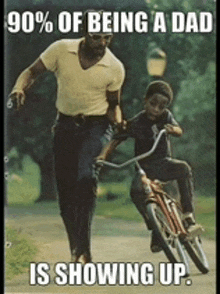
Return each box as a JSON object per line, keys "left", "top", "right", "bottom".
{"left": 146, "top": 202, "right": 190, "bottom": 275}
{"left": 183, "top": 236, "right": 209, "bottom": 274}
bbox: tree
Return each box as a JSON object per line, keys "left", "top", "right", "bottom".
{"left": 5, "top": 0, "right": 150, "bottom": 201}
{"left": 5, "top": 0, "right": 216, "bottom": 200}
{"left": 7, "top": 73, "right": 58, "bottom": 201}
{"left": 172, "top": 62, "right": 216, "bottom": 194}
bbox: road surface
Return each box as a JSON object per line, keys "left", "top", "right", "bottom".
{"left": 5, "top": 206, "right": 216, "bottom": 294}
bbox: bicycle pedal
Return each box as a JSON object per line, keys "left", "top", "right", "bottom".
{"left": 187, "top": 224, "right": 204, "bottom": 239}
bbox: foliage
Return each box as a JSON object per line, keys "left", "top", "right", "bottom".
{"left": 6, "top": 155, "right": 215, "bottom": 239}
{"left": 5, "top": 226, "right": 38, "bottom": 280}
{"left": 7, "top": 155, "right": 40, "bottom": 205}
{"left": 5, "top": 0, "right": 216, "bottom": 199}
{"left": 172, "top": 62, "right": 216, "bottom": 193}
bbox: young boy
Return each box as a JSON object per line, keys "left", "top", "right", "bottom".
{"left": 100, "top": 80, "right": 201, "bottom": 253}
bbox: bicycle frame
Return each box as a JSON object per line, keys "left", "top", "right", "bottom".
{"left": 96, "top": 129, "right": 167, "bottom": 170}
{"left": 97, "top": 128, "right": 209, "bottom": 274}
{"left": 96, "top": 128, "right": 187, "bottom": 239}
{"left": 147, "top": 189, "right": 187, "bottom": 238}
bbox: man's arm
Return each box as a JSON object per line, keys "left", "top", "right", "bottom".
{"left": 106, "top": 90, "right": 124, "bottom": 125}
{"left": 95, "top": 90, "right": 126, "bottom": 161}
{"left": 8, "top": 58, "right": 47, "bottom": 110}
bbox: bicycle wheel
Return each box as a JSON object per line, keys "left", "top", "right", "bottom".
{"left": 146, "top": 202, "right": 190, "bottom": 274}
{"left": 183, "top": 236, "right": 209, "bottom": 274}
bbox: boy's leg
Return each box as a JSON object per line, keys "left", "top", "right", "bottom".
{"left": 144, "top": 157, "right": 194, "bottom": 214}
{"left": 130, "top": 172, "right": 152, "bottom": 230}
{"left": 130, "top": 172, "right": 162, "bottom": 253}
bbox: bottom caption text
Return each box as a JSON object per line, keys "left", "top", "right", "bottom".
{"left": 29, "top": 262, "right": 192, "bottom": 286}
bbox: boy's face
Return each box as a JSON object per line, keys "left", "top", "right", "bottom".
{"left": 144, "top": 94, "right": 169, "bottom": 121}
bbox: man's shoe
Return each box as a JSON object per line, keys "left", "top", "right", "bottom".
{"left": 150, "top": 230, "right": 162, "bottom": 253}
{"left": 71, "top": 249, "right": 92, "bottom": 264}
{"left": 81, "top": 252, "right": 92, "bottom": 264}
{"left": 71, "top": 249, "right": 80, "bottom": 263}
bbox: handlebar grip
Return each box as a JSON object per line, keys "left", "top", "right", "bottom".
{"left": 96, "top": 139, "right": 123, "bottom": 161}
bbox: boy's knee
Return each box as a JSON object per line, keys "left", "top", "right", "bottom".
{"left": 179, "top": 161, "right": 192, "bottom": 179}
{"left": 130, "top": 186, "right": 147, "bottom": 207}
{"left": 130, "top": 190, "right": 139, "bottom": 203}
{"left": 130, "top": 182, "right": 144, "bottom": 204}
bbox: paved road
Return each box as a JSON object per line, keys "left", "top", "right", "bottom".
{"left": 5, "top": 208, "right": 216, "bottom": 294}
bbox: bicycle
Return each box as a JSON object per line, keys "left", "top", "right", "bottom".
{"left": 96, "top": 129, "right": 209, "bottom": 275}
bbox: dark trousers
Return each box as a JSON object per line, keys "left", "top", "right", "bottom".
{"left": 53, "top": 113, "right": 112, "bottom": 257}
{"left": 130, "top": 157, "right": 194, "bottom": 228}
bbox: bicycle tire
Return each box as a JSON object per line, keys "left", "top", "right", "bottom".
{"left": 146, "top": 202, "right": 190, "bottom": 275}
{"left": 183, "top": 236, "right": 209, "bottom": 274}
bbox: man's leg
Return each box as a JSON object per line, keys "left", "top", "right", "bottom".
{"left": 73, "top": 119, "right": 112, "bottom": 262}
{"left": 53, "top": 123, "right": 82, "bottom": 257}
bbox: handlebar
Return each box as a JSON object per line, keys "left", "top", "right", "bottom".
{"left": 96, "top": 129, "right": 167, "bottom": 169}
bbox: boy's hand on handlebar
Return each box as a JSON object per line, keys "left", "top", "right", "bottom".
{"left": 164, "top": 124, "right": 175, "bottom": 134}
{"left": 164, "top": 124, "right": 183, "bottom": 137}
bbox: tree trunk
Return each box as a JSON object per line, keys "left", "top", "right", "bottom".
{"left": 35, "top": 152, "right": 57, "bottom": 202}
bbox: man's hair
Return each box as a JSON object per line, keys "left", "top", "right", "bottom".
{"left": 82, "top": 9, "right": 112, "bottom": 34}
{"left": 145, "top": 80, "right": 173, "bottom": 104}
{"left": 82, "top": 9, "right": 95, "bottom": 34}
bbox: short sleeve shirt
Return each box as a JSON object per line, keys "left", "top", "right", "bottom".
{"left": 119, "top": 109, "right": 179, "bottom": 163}
{"left": 40, "top": 38, "right": 125, "bottom": 116}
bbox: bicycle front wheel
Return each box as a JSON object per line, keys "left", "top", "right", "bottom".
{"left": 146, "top": 202, "right": 190, "bottom": 274}
{"left": 183, "top": 236, "right": 209, "bottom": 274}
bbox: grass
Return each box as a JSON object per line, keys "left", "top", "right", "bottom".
{"left": 6, "top": 155, "right": 40, "bottom": 205}
{"left": 6, "top": 156, "right": 216, "bottom": 240}
{"left": 95, "top": 182, "right": 143, "bottom": 222}
{"left": 194, "top": 196, "right": 216, "bottom": 239}
{"left": 96, "top": 182, "right": 215, "bottom": 240}
{"left": 5, "top": 156, "right": 215, "bottom": 282}
{"left": 5, "top": 226, "right": 38, "bottom": 280}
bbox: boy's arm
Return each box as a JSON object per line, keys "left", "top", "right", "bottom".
{"left": 96, "top": 138, "right": 124, "bottom": 161}
{"left": 96, "top": 121, "right": 129, "bottom": 161}
{"left": 164, "top": 124, "right": 183, "bottom": 137}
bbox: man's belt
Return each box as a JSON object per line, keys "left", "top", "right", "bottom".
{"left": 58, "top": 112, "right": 107, "bottom": 126}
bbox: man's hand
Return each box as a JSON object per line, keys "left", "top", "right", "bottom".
{"left": 164, "top": 124, "right": 183, "bottom": 137}
{"left": 113, "top": 120, "right": 127, "bottom": 133}
{"left": 7, "top": 58, "right": 47, "bottom": 110}
{"left": 8, "top": 91, "right": 26, "bottom": 110}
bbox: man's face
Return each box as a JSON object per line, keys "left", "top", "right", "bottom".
{"left": 85, "top": 33, "right": 113, "bottom": 56}
{"left": 145, "top": 94, "right": 169, "bottom": 121}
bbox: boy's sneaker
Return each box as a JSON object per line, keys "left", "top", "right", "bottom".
{"left": 150, "top": 230, "right": 163, "bottom": 253}
{"left": 183, "top": 217, "right": 204, "bottom": 238}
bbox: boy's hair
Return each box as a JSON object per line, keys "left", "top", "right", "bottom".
{"left": 145, "top": 81, "right": 173, "bottom": 105}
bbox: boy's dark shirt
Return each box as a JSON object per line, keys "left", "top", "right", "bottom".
{"left": 117, "top": 109, "right": 179, "bottom": 165}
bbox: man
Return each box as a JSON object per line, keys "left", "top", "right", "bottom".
{"left": 8, "top": 10, "right": 125, "bottom": 263}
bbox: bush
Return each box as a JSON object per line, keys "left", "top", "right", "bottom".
{"left": 5, "top": 226, "right": 38, "bottom": 280}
